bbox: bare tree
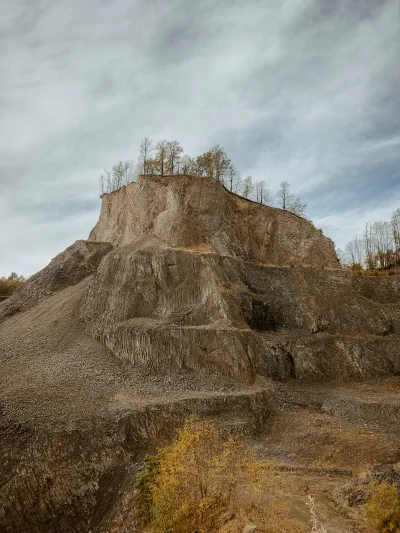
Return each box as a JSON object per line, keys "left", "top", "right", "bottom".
{"left": 139, "top": 137, "right": 154, "bottom": 174}
{"left": 344, "top": 235, "right": 364, "bottom": 267}
{"left": 227, "top": 164, "right": 239, "bottom": 192}
{"left": 277, "top": 181, "right": 291, "bottom": 210}
{"left": 364, "top": 222, "right": 376, "bottom": 270}
{"left": 336, "top": 248, "right": 346, "bottom": 268}
{"left": 180, "top": 155, "right": 195, "bottom": 175}
{"left": 373, "top": 221, "right": 393, "bottom": 268}
{"left": 276, "top": 181, "right": 306, "bottom": 216}
{"left": 261, "top": 187, "right": 275, "bottom": 207}
{"left": 255, "top": 181, "right": 264, "bottom": 203}
{"left": 166, "top": 141, "right": 184, "bottom": 175}
{"left": 392, "top": 208, "right": 400, "bottom": 263}
{"left": 155, "top": 140, "right": 168, "bottom": 176}
{"left": 289, "top": 197, "right": 307, "bottom": 217}
{"left": 99, "top": 173, "right": 106, "bottom": 194}
{"left": 242, "top": 176, "right": 254, "bottom": 199}
{"left": 210, "top": 145, "right": 231, "bottom": 183}
{"left": 255, "top": 181, "right": 274, "bottom": 205}
{"left": 99, "top": 160, "right": 134, "bottom": 194}
{"left": 231, "top": 172, "right": 243, "bottom": 194}
{"left": 112, "top": 162, "right": 125, "bottom": 189}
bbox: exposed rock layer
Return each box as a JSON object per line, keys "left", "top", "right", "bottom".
{"left": 89, "top": 175, "right": 339, "bottom": 268}
{"left": 0, "top": 175, "right": 399, "bottom": 532}
{"left": 82, "top": 247, "right": 400, "bottom": 383}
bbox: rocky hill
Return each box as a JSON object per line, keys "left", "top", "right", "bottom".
{"left": 1, "top": 175, "right": 400, "bottom": 532}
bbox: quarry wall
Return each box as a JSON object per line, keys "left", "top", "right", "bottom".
{"left": 89, "top": 175, "right": 340, "bottom": 269}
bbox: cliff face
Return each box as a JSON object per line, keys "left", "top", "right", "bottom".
{"left": 1, "top": 174, "right": 400, "bottom": 532}
{"left": 81, "top": 248, "right": 400, "bottom": 383}
{"left": 82, "top": 175, "right": 398, "bottom": 383}
{"left": 89, "top": 175, "right": 339, "bottom": 268}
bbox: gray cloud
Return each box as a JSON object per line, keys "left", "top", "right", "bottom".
{"left": 1, "top": 0, "right": 399, "bottom": 276}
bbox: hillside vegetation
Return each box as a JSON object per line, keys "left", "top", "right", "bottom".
{"left": 0, "top": 272, "right": 24, "bottom": 301}
{"left": 99, "top": 137, "right": 307, "bottom": 217}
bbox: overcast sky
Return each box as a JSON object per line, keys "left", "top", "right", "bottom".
{"left": 1, "top": 0, "right": 399, "bottom": 277}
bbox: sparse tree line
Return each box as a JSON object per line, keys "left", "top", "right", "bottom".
{"left": 99, "top": 138, "right": 307, "bottom": 217}
{"left": 338, "top": 208, "right": 400, "bottom": 271}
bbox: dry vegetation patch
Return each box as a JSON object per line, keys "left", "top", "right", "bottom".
{"left": 114, "top": 417, "right": 304, "bottom": 533}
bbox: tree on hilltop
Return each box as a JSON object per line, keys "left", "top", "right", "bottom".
{"left": 227, "top": 163, "right": 241, "bottom": 192}
{"left": 242, "top": 176, "right": 254, "bottom": 199}
{"left": 139, "top": 137, "right": 154, "bottom": 175}
{"left": 166, "top": 140, "right": 183, "bottom": 175}
{"left": 276, "top": 181, "right": 306, "bottom": 217}
{"left": 210, "top": 145, "right": 231, "bottom": 183}
{"left": 180, "top": 154, "right": 196, "bottom": 175}
{"left": 99, "top": 160, "right": 134, "bottom": 194}
{"left": 155, "top": 140, "right": 168, "bottom": 176}
{"left": 277, "top": 181, "right": 290, "bottom": 210}
{"left": 97, "top": 139, "right": 307, "bottom": 220}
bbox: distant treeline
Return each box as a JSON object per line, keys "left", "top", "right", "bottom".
{"left": 99, "top": 138, "right": 307, "bottom": 217}
{"left": 338, "top": 208, "right": 400, "bottom": 271}
{"left": 0, "top": 272, "right": 25, "bottom": 301}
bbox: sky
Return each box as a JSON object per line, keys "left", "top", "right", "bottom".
{"left": 1, "top": 0, "right": 399, "bottom": 277}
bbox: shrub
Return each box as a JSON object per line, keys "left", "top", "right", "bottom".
{"left": 0, "top": 272, "right": 25, "bottom": 300}
{"left": 135, "top": 453, "right": 160, "bottom": 522}
{"left": 136, "top": 416, "right": 300, "bottom": 533}
{"left": 367, "top": 482, "right": 400, "bottom": 532}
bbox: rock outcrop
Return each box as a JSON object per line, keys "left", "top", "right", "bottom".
{"left": 0, "top": 174, "right": 399, "bottom": 532}
{"left": 89, "top": 175, "right": 339, "bottom": 268}
{"left": 81, "top": 175, "right": 399, "bottom": 383}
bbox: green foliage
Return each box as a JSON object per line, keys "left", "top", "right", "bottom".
{"left": 367, "top": 482, "right": 400, "bottom": 532}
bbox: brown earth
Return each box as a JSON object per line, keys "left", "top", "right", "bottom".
{"left": 0, "top": 175, "right": 399, "bottom": 533}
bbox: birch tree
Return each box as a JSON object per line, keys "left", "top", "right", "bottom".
{"left": 345, "top": 235, "right": 364, "bottom": 267}
{"left": 242, "top": 176, "right": 254, "bottom": 199}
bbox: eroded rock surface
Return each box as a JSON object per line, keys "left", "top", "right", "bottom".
{"left": 89, "top": 175, "right": 339, "bottom": 268}
{"left": 81, "top": 247, "right": 400, "bottom": 382}
{"left": 0, "top": 175, "right": 399, "bottom": 532}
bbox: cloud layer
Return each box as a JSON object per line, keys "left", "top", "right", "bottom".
{"left": 1, "top": 0, "right": 399, "bottom": 276}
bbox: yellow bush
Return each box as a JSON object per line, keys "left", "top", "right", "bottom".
{"left": 136, "top": 416, "right": 301, "bottom": 533}
{"left": 0, "top": 272, "right": 25, "bottom": 300}
{"left": 367, "top": 482, "right": 400, "bottom": 532}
